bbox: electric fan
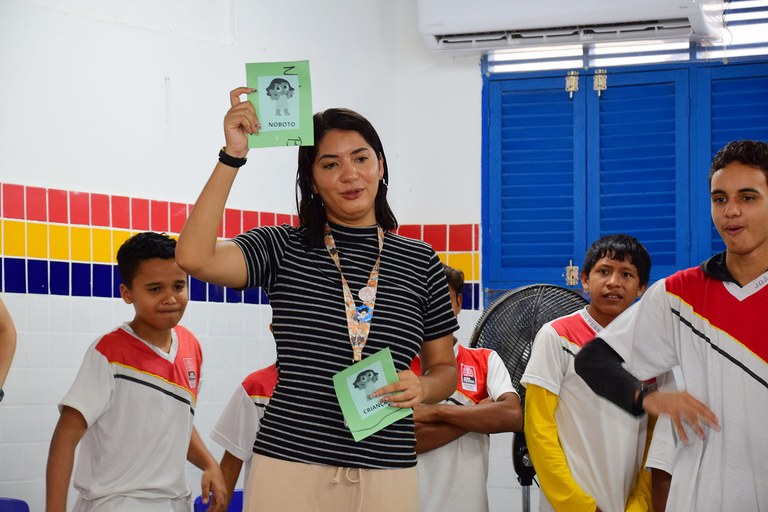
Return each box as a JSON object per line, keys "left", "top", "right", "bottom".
{"left": 470, "top": 284, "right": 588, "bottom": 512}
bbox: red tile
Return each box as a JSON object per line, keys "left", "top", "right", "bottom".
{"left": 225, "top": 208, "right": 242, "bottom": 238}
{"left": 111, "top": 196, "right": 130, "bottom": 229}
{"left": 69, "top": 191, "right": 90, "bottom": 225}
{"left": 276, "top": 213, "right": 291, "bottom": 226}
{"left": 423, "top": 224, "right": 447, "bottom": 252}
{"left": 2, "top": 184, "right": 24, "bottom": 219}
{"left": 397, "top": 224, "right": 422, "bottom": 240}
{"left": 131, "top": 198, "right": 150, "bottom": 230}
{"left": 151, "top": 200, "right": 169, "bottom": 232}
{"left": 91, "top": 194, "right": 110, "bottom": 227}
{"left": 449, "top": 224, "right": 473, "bottom": 252}
{"left": 243, "top": 211, "right": 260, "bottom": 231}
{"left": 48, "top": 189, "right": 68, "bottom": 224}
{"left": 260, "top": 212, "right": 276, "bottom": 227}
{"left": 170, "top": 202, "right": 187, "bottom": 234}
{"left": 26, "top": 186, "right": 47, "bottom": 221}
{"left": 474, "top": 224, "right": 480, "bottom": 252}
{"left": 291, "top": 215, "right": 300, "bottom": 227}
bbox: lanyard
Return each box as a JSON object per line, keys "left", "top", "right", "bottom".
{"left": 324, "top": 223, "right": 384, "bottom": 362}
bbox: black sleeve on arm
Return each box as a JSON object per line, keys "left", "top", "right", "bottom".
{"left": 574, "top": 337, "right": 644, "bottom": 416}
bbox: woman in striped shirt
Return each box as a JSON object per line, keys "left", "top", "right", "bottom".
{"left": 177, "top": 87, "right": 458, "bottom": 512}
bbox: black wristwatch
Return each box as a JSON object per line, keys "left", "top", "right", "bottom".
{"left": 631, "top": 381, "right": 657, "bottom": 416}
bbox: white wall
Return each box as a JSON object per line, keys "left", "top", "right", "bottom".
{"left": 0, "top": 0, "right": 540, "bottom": 510}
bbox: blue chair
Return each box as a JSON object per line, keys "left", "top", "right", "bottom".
{"left": 0, "top": 498, "right": 30, "bottom": 512}
{"left": 193, "top": 489, "right": 243, "bottom": 512}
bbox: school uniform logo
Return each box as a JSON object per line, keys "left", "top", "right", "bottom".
{"left": 183, "top": 358, "right": 197, "bottom": 389}
{"left": 460, "top": 363, "right": 477, "bottom": 392}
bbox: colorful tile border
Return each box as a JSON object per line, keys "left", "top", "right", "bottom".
{"left": 1, "top": 183, "right": 481, "bottom": 309}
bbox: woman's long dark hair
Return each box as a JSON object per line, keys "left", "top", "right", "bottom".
{"left": 296, "top": 108, "right": 398, "bottom": 248}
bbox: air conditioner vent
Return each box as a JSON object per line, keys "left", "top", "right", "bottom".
{"left": 418, "top": 0, "right": 725, "bottom": 54}
{"left": 432, "top": 18, "right": 696, "bottom": 51}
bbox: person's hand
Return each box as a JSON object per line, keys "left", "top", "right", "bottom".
{"left": 369, "top": 369, "right": 424, "bottom": 408}
{"left": 200, "top": 463, "right": 229, "bottom": 512}
{"left": 642, "top": 390, "right": 720, "bottom": 444}
{"left": 223, "top": 87, "right": 260, "bottom": 158}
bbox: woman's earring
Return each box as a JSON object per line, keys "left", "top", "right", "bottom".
{"left": 381, "top": 178, "right": 388, "bottom": 187}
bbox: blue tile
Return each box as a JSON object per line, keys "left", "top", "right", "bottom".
{"left": 226, "top": 287, "right": 243, "bottom": 303}
{"left": 243, "top": 287, "right": 261, "bottom": 304}
{"left": 0, "top": 258, "right": 3, "bottom": 290}
{"left": 260, "top": 288, "right": 269, "bottom": 305}
{"left": 473, "top": 283, "right": 480, "bottom": 311}
{"left": 461, "top": 283, "right": 473, "bottom": 310}
{"left": 113, "top": 265, "right": 123, "bottom": 298}
{"left": 190, "top": 277, "right": 207, "bottom": 302}
{"left": 72, "top": 263, "right": 92, "bottom": 297}
{"left": 4, "top": 258, "right": 26, "bottom": 293}
{"left": 93, "top": 264, "right": 112, "bottom": 297}
{"left": 208, "top": 283, "right": 224, "bottom": 303}
{"left": 50, "top": 261, "right": 70, "bottom": 296}
{"left": 27, "top": 259, "right": 49, "bottom": 294}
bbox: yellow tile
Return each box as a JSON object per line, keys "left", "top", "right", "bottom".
{"left": 437, "top": 252, "right": 447, "bottom": 264}
{"left": 92, "top": 228, "right": 112, "bottom": 263}
{"left": 50, "top": 225, "right": 70, "bottom": 260}
{"left": 447, "top": 252, "right": 474, "bottom": 280}
{"left": 2, "top": 220, "right": 25, "bottom": 257}
{"left": 27, "top": 222, "right": 49, "bottom": 258}
{"left": 71, "top": 226, "right": 92, "bottom": 262}
{"left": 112, "top": 230, "right": 132, "bottom": 263}
{"left": 473, "top": 253, "right": 480, "bottom": 282}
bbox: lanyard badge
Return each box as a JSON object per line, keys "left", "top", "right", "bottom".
{"left": 324, "top": 224, "right": 384, "bottom": 361}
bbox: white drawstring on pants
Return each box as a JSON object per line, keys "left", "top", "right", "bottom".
{"left": 330, "top": 466, "right": 365, "bottom": 511}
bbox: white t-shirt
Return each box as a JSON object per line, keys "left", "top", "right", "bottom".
{"left": 61, "top": 324, "right": 202, "bottom": 508}
{"left": 600, "top": 265, "right": 768, "bottom": 511}
{"left": 521, "top": 308, "right": 646, "bottom": 512}
{"left": 415, "top": 344, "right": 518, "bottom": 512}
{"left": 210, "top": 365, "right": 277, "bottom": 489}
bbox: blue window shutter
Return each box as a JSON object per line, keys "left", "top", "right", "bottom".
{"left": 485, "top": 76, "right": 586, "bottom": 290}
{"left": 586, "top": 69, "right": 690, "bottom": 282}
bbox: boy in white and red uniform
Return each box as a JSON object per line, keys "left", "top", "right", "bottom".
{"left": 576, "top": 140, "right": 768, "bottom": 511}
{"left": 522, "top": 234, "right": 653, "bottom": 512}
{"left": 411, "top": 264, "right": 521, "bottom": 512}
{"left": 46, "top": 232, "right": 226, "bottom": 512}
{"left": 211, "top": 363, "right": 278, "bottom": 506}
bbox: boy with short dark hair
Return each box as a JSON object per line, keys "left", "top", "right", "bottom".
{"left": 522, "top": 234, "right": 652, "bottom": 512}
{"left": 412, "top": 263, "right": 522, "bottom": 512}
{"left": 46, "top": 232, "right": 226, "bottom": 512}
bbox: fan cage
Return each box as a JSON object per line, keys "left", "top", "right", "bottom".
{"left": 469, "top": 284, "right": 588, "bottom": 410}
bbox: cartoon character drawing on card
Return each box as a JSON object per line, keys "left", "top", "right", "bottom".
{"left": 266, "top": 78, "right": 294, "bottom": 116}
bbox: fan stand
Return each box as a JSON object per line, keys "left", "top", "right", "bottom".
{"left": 469, "top": 284, "right": 588, "bottom": 512}
{"left": 513, "top": 431, "right": 536, "bottom": 511}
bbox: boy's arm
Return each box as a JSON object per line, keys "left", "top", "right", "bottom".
{"left": 46, "top": 406, "right": 88, "bottom": 512}
{"left": 188, "top": 427, "right": 228, "bottom": 512}
{"left": 413, "top": 413, "right": 467, "bottom": 453}
{"left": 414, "top": 392, "right": 521, "bottom": 434}
{"left": 219, "top": 450, "right": 245, "bottom": 507}
{"left": 0, "top": 297, "right": 17, "bottom": 390}
{"left": 524, "top": 384, "right": 599, "bottom": 512}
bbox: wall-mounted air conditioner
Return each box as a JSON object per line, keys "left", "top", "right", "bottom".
{"left": 417, "top": 0, "right": 725, "bottom": 53}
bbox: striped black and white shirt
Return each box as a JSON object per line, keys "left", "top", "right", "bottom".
{"left": 232, "top": 222, "right": 459, "bottom": 468}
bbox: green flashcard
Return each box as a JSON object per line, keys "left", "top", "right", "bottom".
{"left": 245, "top": 60, "right": 313, "bottom": 148}
{"left": 332, "top": 348, "right": 413, "bottom": 442}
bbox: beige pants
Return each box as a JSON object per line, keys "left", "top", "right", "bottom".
{"left": 244, "top": 454, "right": 418, "bottom": 512}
